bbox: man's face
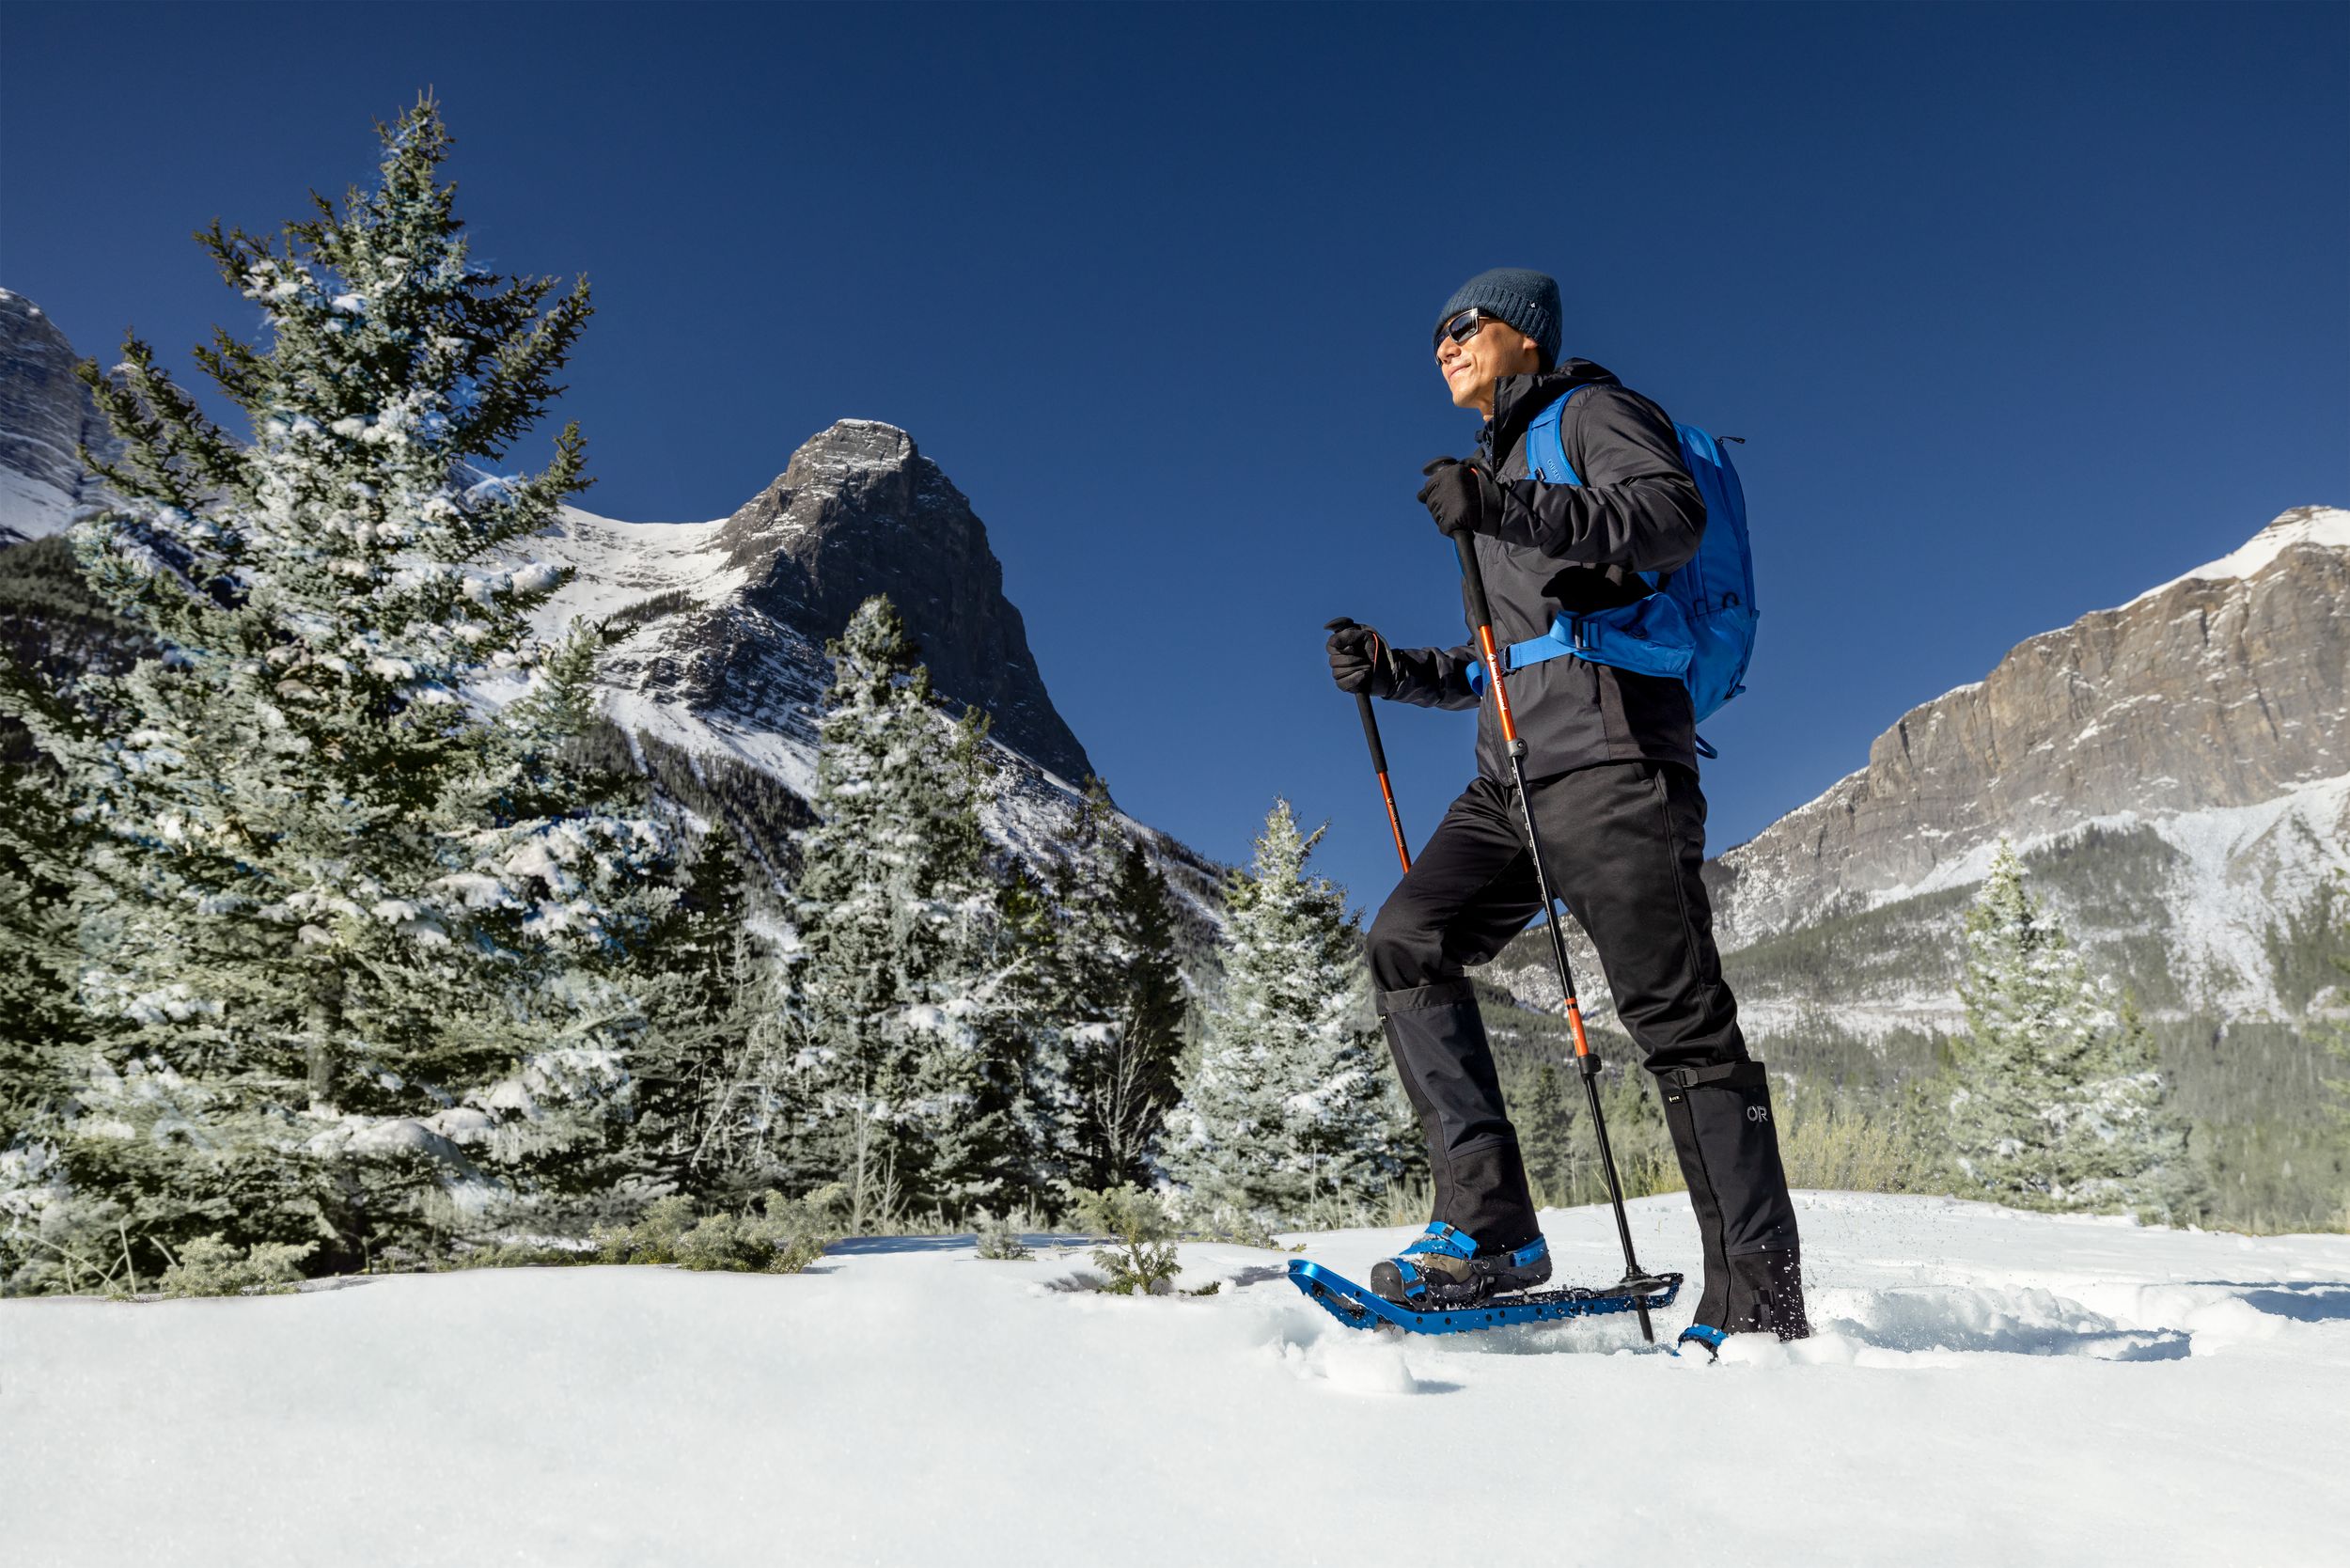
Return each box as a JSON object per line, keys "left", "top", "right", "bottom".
{"left": 1434, "top": 310, "right": 1543, "bottom": 416}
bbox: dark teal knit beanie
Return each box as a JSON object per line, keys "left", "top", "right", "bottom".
{"left": 1434, "top": 268, "right": 1561, "bottom": 368}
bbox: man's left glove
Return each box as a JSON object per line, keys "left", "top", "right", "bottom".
{"left": 1418, "top": 457, "right": 1504, "bottom": 540}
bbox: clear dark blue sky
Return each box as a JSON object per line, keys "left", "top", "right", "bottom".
{"left": 4, "top": 2, "right": 2343, "bottom": 909}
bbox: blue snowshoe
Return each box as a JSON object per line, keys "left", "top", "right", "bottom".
{"left": 1369, "top": 1222, "right": 1553, "bottom": 1309}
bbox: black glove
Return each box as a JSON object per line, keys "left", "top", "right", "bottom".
{"left": 1418, "top": 456, "right": 1504, "bottom": 539}
{"left": 1324, "top": 617, "right": 1392, "bottom": 697}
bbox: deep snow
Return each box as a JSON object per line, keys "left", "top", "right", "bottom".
{"left": 7, "top": 1192, "right": 2347, "bottom": 1566}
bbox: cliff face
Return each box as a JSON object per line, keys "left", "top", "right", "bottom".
{"left": 0, "top": 289, "right": 118, "bottom": 543}
{"left": 1711, "top": 508, "right": 2350, "bottom": 945}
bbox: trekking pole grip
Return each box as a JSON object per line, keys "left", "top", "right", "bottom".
{"left": 1452, "top": 529, "right": 1494, "bottom": 633}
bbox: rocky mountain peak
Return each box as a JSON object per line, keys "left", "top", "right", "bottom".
{"left": 698, "top": 419, "right": 1091, "bottom": 782}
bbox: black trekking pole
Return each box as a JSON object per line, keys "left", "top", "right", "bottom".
{"left": 1453, "top": 531, "right": 1661, "bottom": 1342}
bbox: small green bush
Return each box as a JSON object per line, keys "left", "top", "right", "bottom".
{"left": 1073, "top": 1184, "right": 1181, "bottom": 1295}
{"left": 973, "top": 1211, "right": 1033, "bottom": 1260}
{"left": 158, "top": 1236, "right": 317, "bottom": 1298}
{"left": 1180, "top": 1204, "right": 1286, "bottom": 1249}
{"left": 592, "top": 1191, "right": 835, "bottom": 1274}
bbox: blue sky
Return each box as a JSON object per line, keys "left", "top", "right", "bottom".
{"left": 4, "top": 2, "right": 2343, "bottom": 911}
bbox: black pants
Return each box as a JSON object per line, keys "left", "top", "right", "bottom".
{"left": 1367, "top": 760, "right": 1749, "bottom": 1246}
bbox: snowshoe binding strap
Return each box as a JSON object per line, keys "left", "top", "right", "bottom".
{"left": 1370, "top": 1229, "right": 1552, "bottom": 1309}
{"left": 1676, "top": 1324, "right": 1729, "bottom": 1361}
{"left": 1399, "top": 1222, "right": 1479, "bottom": 1260}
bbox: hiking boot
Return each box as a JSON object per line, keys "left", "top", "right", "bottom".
{"left": 1369, "top": 1222, "right": 1553, "bottom": 1309}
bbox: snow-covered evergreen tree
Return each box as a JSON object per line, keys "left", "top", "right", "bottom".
{"left": 791, "top": 596, "right": 1023, "bottom": 1225}
{"left": 1047, "top": 777, "right": 1188, "bottom": 1191}
{"left": 990, "top": 862, "right": 1079, "bottom": 1206}
{"left": 0, "top": 100, "right": 678, "bottom": 1287}
{"left": 1951, "top": 844, "right": 2201, "bottom": 1219}
{"left": 1167, "top": 800, "right": 1388, "bottom": 1228}
{"left": 624, "top": 831, "right": 787, "bottom": 1200}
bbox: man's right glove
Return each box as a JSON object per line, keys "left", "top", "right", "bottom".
{"left": 1325, "top": 618, "right": 1395, "bottom": 697}
{"left": 1418, "top": 457, "right": 1505, "bottom": 539}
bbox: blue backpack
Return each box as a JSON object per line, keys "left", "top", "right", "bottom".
{"left": 1471, "top": 384, "right": 1757, "bottom": 753}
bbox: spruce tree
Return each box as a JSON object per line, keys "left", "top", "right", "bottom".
{"left": 1519, "top": 1060, "right": 1578, "bottom": 1205}
{"left": 1951, "top": 844, "right": 2201, "bottom": 1219}
{"left": 1167, "top": 800, "right": 1389, "bottom": 1228}
{"left": 991, "top": 862, "right": 1077, "bottom": 1207}
{"left": 1049, "top": 777, "right": 1188, "bottom": 1191}
{"left": 625, "top": 831, "right": 784, "bottom": 1199}
{"left": 791, "top": 596, "right": 1023, "bottom": 1225}
{"left": 0, "top": 100, "right": 677, "bottom": 1285}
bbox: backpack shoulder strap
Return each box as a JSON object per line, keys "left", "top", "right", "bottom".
{"left": 1528, "top": 382, "right": 1610, "bottom": 487}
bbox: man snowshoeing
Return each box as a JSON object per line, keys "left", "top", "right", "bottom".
{"left": 1326, "top": 267, "right": 1810, "bottom": 1345}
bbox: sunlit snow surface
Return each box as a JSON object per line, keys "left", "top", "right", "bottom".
{"left": 8, "top": 1192, "right": 2347, "bottom": 1566}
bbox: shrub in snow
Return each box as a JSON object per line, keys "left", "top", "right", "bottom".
{"left": 1165, "top": 802, "right": 1393, "bottom": 1230}
{"left": 159, "top": 1235, "right": 316, "bottom": 1298}
{"left": 590, "top": 1190, "right": 835, "bottom": 1275}
{"left": 0, "top": 98, "right": 680, "bottom": 1292}
{"left": 973, "top": 1210, "right": 1033, "bottom": 1261}
{"left": 1072, "top": 1184, "right": 1180, "bottom": 1295}
{"left": 1776, "top": 1083, "right": 1953, "bottom": 1197}
{"left": 1951, "top": 844, "right": 2205, "bottom": 1221}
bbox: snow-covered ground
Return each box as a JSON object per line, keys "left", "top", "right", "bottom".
{"left": 8, "top": 1193, "right": 2347, "bottom": 1566}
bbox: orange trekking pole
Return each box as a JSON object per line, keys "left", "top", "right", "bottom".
{"left": 1354, "top": 690, "right": 1412, "bottom": 874}
{"left": 1454, "top": 529, "right": 1660, "bottom": 1341}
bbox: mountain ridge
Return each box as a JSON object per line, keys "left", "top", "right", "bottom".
{"left": 1709, "top": 506, "right": 2349, "bottom": 953}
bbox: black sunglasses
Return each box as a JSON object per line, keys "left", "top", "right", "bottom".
{"left": 1435, "top": 307, "right": 1495, "bottom": 349}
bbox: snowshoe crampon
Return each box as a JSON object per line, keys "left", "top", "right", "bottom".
{"left": 1288, "top": 1258, "right": 1682, "bottom": 1337}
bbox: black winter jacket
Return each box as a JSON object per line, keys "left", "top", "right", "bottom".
{"left": 1379, "top": 359, "right": 1706, "bottom": 783}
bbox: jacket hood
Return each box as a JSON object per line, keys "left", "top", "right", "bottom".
{"left": 1480, "top": 359, "right": 1622, "bottom": 463}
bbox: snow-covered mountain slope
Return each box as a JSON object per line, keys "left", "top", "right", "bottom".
{"left": 2125, "top": 503, "right": 2350, "bottom": 605}
{"left": 9, "top": 1192, "right": 2347, "bottom": 1567}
